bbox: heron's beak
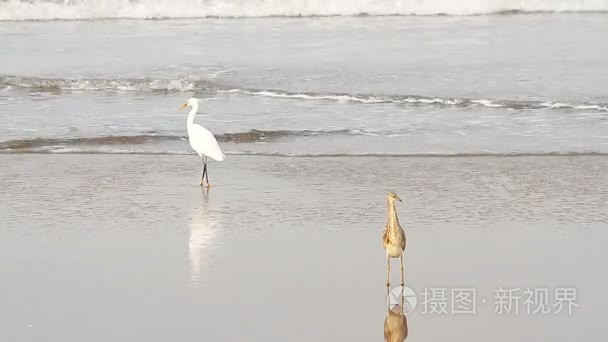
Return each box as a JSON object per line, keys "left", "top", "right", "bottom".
{"left": 396, "top": 195, "right": 403, "bottom": 202}
{"left": 179, "top": 103, "right": 188, "bottom": 110}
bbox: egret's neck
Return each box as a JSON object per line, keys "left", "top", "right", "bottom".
{"left": 187, "top": 103, "right": 199, "bottom": 127}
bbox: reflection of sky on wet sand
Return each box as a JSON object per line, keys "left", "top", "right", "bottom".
{"left": 2, "top": 154, "right": 607, "bottom": 341}
{"left": 189, "top": 189, "right": 220, "bottom": 287}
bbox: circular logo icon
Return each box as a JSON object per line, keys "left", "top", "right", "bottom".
{"left": 387, "top": 286, "right": 417, "bottom": 315}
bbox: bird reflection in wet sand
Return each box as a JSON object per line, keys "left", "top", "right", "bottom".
{"left": 384, "top": 291, "right": 409, "bottom": 342}
{"left": 189, "top": 188, "right": 220, "bottom": 287}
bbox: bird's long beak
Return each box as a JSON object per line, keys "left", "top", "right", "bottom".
{"left": 179, "top": 103, "right": 188, "bottom": 110}
{"left": 396, "top": 195, "right": 403, "bottom": 202}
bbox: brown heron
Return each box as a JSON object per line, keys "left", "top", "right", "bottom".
{"left": 382, "top": 192, "right": 405, "bottom": 287}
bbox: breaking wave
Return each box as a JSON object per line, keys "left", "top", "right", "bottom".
{"left": 226, "top": 89, "right": 608, "bottom": 112}
{"left": 2, "top": 75, "right": 608, "bottom": 112}
{"left": 1, "top": 132, "right": 606, "bottom": 157}
{"left": 0, "top": 129, "right": 378, "bottom": 152}
{"left": 1, "top": 0, "right": 608, "bottom": 21}
{"left": 0, "top": 75, "right": 219, "bottom": 93}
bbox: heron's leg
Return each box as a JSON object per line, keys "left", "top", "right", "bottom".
{"left": 386, "top": 256, "right": 391, "bottom": 287}
{"left": 400, "top": 255, "right": 404, "bottom": 287}
{"left": 386, "top": 285, "right": 391, "bottom": 310}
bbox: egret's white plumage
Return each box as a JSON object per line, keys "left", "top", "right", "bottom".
{"left": 180, "top": 97, "right": 225, "bottom": 186}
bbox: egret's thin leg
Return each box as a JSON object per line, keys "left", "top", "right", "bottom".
{"left": 386, "top": 256, "right": 391, "bottom": 287}
{"left": 400, "top": 255, "right": 404, "bottom": 286}
{"left": 204, "top": 156, "right": 210, "bottom": 187}
{"left": 202, "top": 164, "right": 207, "bottom": 186}
{"left": 200, "top": 157, "right": 207, "bottom": 186}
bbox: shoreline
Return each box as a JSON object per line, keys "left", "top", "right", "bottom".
{"left": 2, "top": 151, "right": 608, "bottom": 157}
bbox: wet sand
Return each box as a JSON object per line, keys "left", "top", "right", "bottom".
{"left": 1, "top": 154, "right": 607, "bottom": 341}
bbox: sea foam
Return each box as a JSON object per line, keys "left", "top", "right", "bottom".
{"left": 1, "top": 0, "right": 607, "bottom": 21}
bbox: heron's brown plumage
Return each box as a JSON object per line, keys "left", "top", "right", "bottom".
{"left": 383, "top": 192, "right": 406, "bottom": 287}
{"left": 382, "top": 193, "right": 406, "bottom": 256}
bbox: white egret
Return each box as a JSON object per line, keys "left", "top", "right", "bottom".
{"left": 179, "top": 97, "right": 225, "bottom": 187}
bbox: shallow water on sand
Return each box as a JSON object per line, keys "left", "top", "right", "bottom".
{"left": 1, "top": 154, "right": 606, "bottom": 341}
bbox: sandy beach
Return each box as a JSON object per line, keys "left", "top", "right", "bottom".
{"left": 3, "top": 4, "right": 608, "bottom": 340}
{"left": 1, "top": 154, "right": 606, "bottom": 341}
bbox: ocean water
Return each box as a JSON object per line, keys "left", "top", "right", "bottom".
{"left": 1, "top": 2, "right": 608, "bottom": 156}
